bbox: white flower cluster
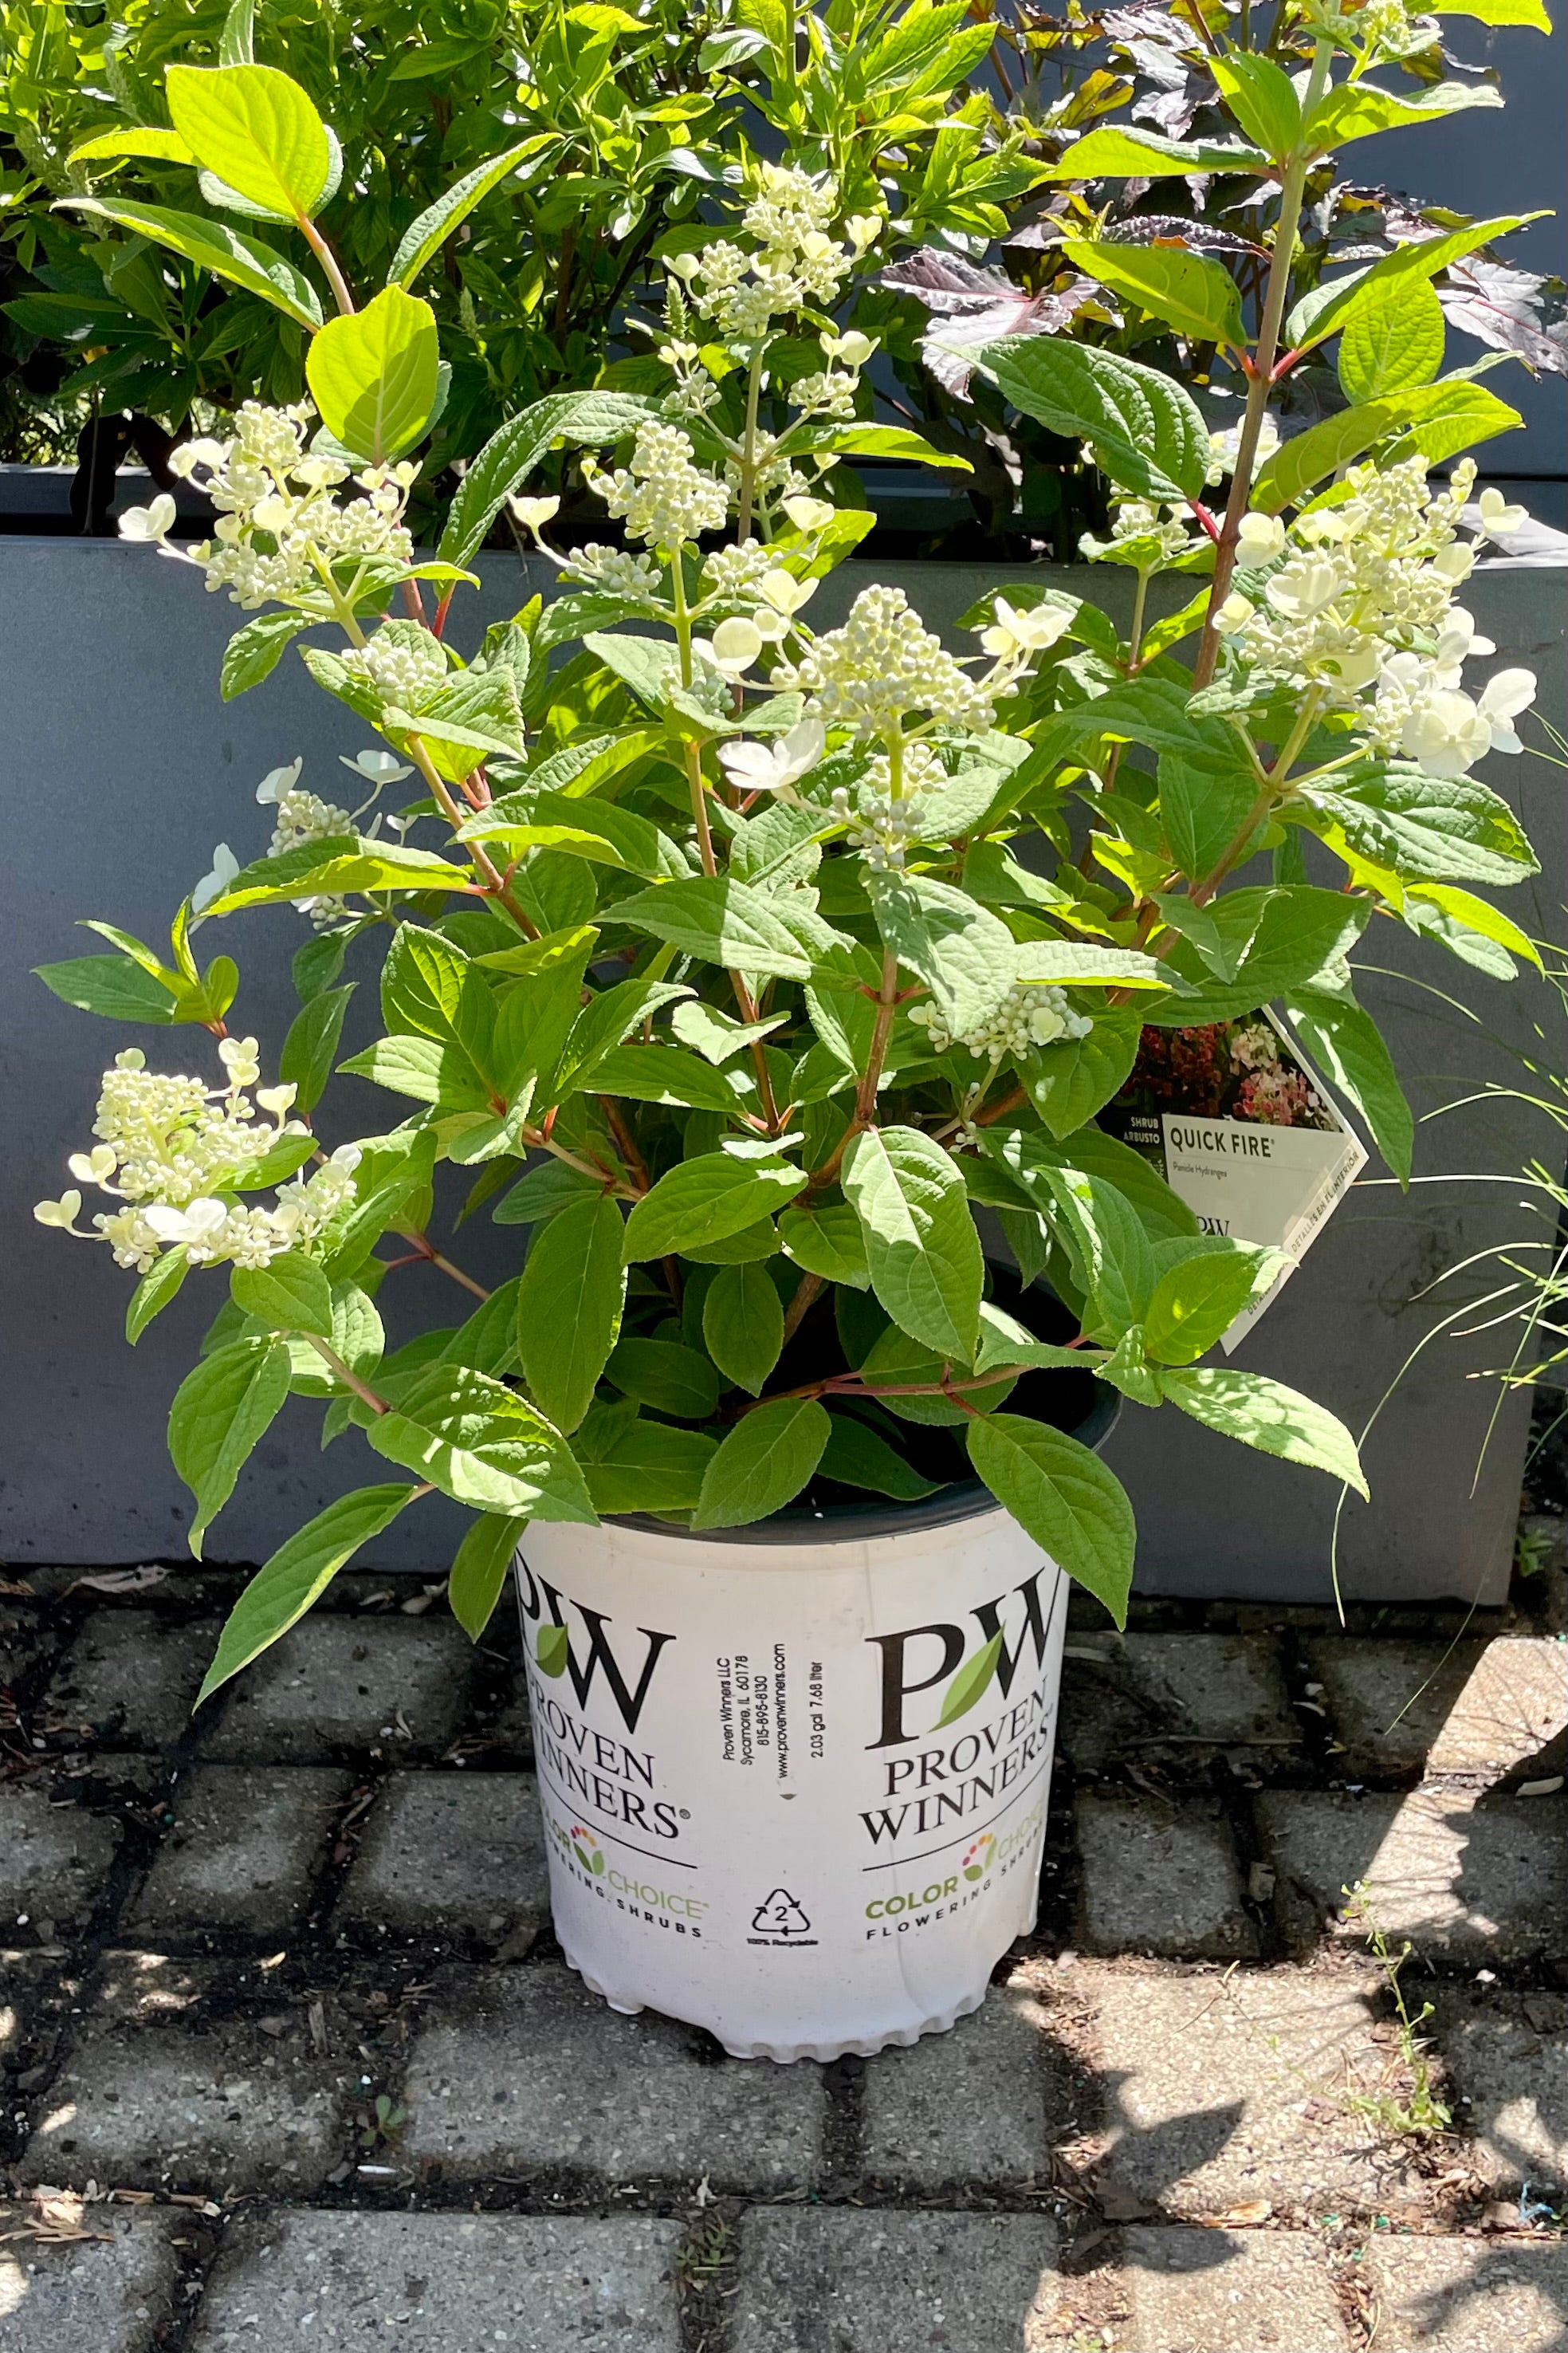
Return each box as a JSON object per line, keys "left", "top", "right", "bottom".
{"left": 585, "top": 420, "right": 729, "bottom": 552}
{"left": 266, "top": 786, "right": 352, "bottom": 856}
{"left": 34, "top": 1045, "right": 359, "bottom": 1276}
{"left": 827, "top": 782, "right": 927, "bottom": 872}
{"left": 1214, "top": 457, "right": 1538, "bottom": 774}
{"left": 910, "top": 984, "right": 1092, "bottom": 1059}
{"left": 701, "top": 540, "right": 775, "bottom": 600}
{"left": 556, "top": 543, "right": 666, "bottom": 600}
{"left": 1302, "top": 0, "right": 1417, "bottom": 55}
{"left": 132, "top": 403, "right": 416, "bottom": 611}
{"left": 1080, "top": 498, "right": 1197, "bottom": 567}
{"left": 341, "top": 620, "right": 450, "bottom": 710}
{"left": 671, "top": 166, "right": 874, "bottom": 344}
{"left": 776, "top": 585, "right": 996, "bottom": 739}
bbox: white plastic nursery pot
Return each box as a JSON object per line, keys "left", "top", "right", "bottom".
{"left": 513, "top": 1381, "right": 1117, "bottom": 2064}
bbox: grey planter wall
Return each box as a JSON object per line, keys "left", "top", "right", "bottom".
{"left": 2, "top": 538, "right": 1563, "bottom": 1600}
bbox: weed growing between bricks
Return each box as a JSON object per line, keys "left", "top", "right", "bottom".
{"left": 6, "top": 1567, "right": 1568, "bottom": 2348}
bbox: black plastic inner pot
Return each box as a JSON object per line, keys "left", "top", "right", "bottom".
{"left": 615, "top": 1264, "right": 1119, "bottom": 1547}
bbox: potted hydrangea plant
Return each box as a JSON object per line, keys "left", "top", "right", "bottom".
{"left": 34, "top": 37, "right": 1543, "bottom": 2057}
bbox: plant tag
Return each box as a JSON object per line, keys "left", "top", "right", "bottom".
{"left": 1102, "top": 1010, "right": 1367, "bottom": 1350}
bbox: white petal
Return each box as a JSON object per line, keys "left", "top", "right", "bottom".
{"left": 1480, "top": 667, "right": 1536, "bottom": 721}
{"left": 257, "top": 758, "right": 305, "bottom": 805}
{"left": 717, "top": 742, "right": 777, "bottom": 784}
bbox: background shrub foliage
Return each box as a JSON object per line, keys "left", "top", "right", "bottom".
{"left": 25, "top": 2, "right": 1553, "bottom": 1696}
{"left": 3, "top": 0, "right": 1561, "bottom": 543}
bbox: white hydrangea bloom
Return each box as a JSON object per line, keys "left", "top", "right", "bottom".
{"left": 1216, "top": 455, "right": 1536, "bottom": 758}
{"left": 1236, "top": 511, "right": 1288, "bottom": 565}
{"left": 1394, "top": 669, "right": 1537, "bottom": 776}
{"left": 678, "top": 165, "right": 861, "bottom": 344}
{"left": 977, "top": 598, "right": 1072, "bottom": 661}
{"left": 1474, "top": 485, "right": 1528, "bottom": 541}
{"left": 341, "top": 620, "right": 450, "bottom": 710}
{"left": 164, "top": 403, "right": 415, "bottom": 610}
{"left": 118, "top": 494, "right": 177, "bottom": 545}
{"left": 268, "top": 787, "right": 353, "bottom": 855}
{"left": 1080, "top": 498, "right": 1196, "bottom": 565}
{"left": 587, "top": 421, "right": 729, "bottom": 551}
{"left": 775, "top": 584, "right": 995, "bottom": 738}
{"left": 38, "top": 1047, "right": 359, "bottom": 1275}
{"left": 910, "top": 984, "right": 1092, "bottom": 1058}
{"left": 791, "top": 368, "right": 859, "bottom": 421}
{"left": 558, "top": 543, "right": 666, "bottom": 600}
{"left": 700, "top": 541, "right": 775, "bottom": 599}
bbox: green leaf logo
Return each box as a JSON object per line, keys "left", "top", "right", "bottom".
{"left": 935, "top": 1631, "right": 1004, "bottom": 1730}
{"left": 536, "top": 1623, "right": 569, "bottom": 1678}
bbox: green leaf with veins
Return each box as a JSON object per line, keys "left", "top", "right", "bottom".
{"left": 196, "top": 1484, "right": 421, "bottom": 1703}
{"left": 843, "top": 1126, "right": 984, "bottom": 1365}
{"left": 779, "top": 1204, "right": 871, "bottom": 1289}
{"left": 583, "top": 1421, "right": 719, "bottom": 1516}
{"left": 692, "top": 1397, "right": 831, "bottom": 1529}
{"left": 448, "top": 1512, "right": 528, "bottom": 1640}
{"left": 1338, "top": 275, "right": 1446, "bottom": 401}
{"left": 965, "top": 1415, "right": 1135, "bottom": 1626}
{"left": 605, "top": 1336, "right": 722, "bottom": 1419}
{"left": 59, "top": 198, "right": 324, "bottom": 327}
{"left": 515, "top": 1194, "right": 627, "bottom": 1434}
{"left": 623, "top": 1154, "right": 808, "bottom": 1261}
{"left": 1142, "top": 1244, "right": 1282, "bottom": 1364}
{"left": 976, "top": 336, "right": 1209, "bottom": 502}
{"left": 365, "top": 1363, "right": 597, "bottom": 1521}
{"left": 305, "top": 286, "right": 440, "bottom": 462}
{"left": 1063, "top": 239, "right": 1245, "bottom": 348}
{"left": 168, "top": 1336, "right": 292, "bottom": 1556}
{"left": 866, "top": 872, "right": 1017, "bottom": 1038}
{"left": 1283, "top": 993, "right": 1413, "bottom": 1185}
{"left": 820, "top": 1411, "right": 942, "bottom": 1501}
{"left": 1157, "top": 1367, "right": 1368, "bottom": 1495}
{"left": 165, "top": 63, "right": 332, "bottom": 220}
{"left": 703, "top": 1261, "right": 785, "bottom": 1396}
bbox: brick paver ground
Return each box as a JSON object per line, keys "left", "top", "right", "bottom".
{"left": 4, "top": 1578, "right": 1568, "bottom": 2351}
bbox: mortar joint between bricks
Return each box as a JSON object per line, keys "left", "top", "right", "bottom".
{"left": 673, "top": 2192, "right": 742, "bottom": 2353}
{"left": 1206, "top": 1766, "right": 1288, "bottom": 1966}
{"left": 1275, "top": 1624, "right": 1346, "bottom": 1784}
{"left": 817, "top": 2050, "right": 866, "bottom": 2191}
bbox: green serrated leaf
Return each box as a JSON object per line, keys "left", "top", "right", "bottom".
{"left": 692, "top": 1396, "right": 831, "bottom": 1529}
{"left": 168, "top": 1336, "right": 292, "bottom": 1556}
{"left": 702, "top": 1261, "right": 785, "bottom": 1396}
{"left": 843, "top": 1126, "right": 984, "bottom": 1365}
{"left": 165, "top": 62, "right": 332, "bottom": 220}
{"left": 306, "top": 285, "right": 440, "bottom": 463}
{"left": 391, "top": 136, "right": 557, "bottom": 288}
{"left": 623, "top": 1153, "right": 808, "bottom": 1261}
{"left": 196, "top": 1483, "right": 420, "bottom": 1704}
{"left": 448, "top": 1512, "right": 527, "bottom": 1640}
{"left": 231, "top": 1251, "right": 335, "bottom": 1337}
{"left": 515, "top": 1194, "right": 627, "bottom": 1432}
{"left": 965, "top": 1414, "right": 1134, "bottom": 1626}
{"left": 1157, "top": 1366, "right": 1368, "bottom": 1495}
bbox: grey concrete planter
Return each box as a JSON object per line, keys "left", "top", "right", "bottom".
{"left": 2, "top": 536, "right": 1564, "bottom": 1601}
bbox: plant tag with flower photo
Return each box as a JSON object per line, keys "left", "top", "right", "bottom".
{"left": 1102, "top": 1013, "right": 1368, "bottom": 1351}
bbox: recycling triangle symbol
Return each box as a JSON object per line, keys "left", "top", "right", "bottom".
{"left": 752, "top": 1887, "right": 811, "bottom": 1937}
